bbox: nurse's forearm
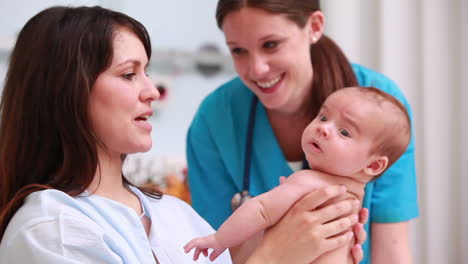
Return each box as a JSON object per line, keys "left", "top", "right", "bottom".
{"left": 371, "top": 221, "right": 413, "bottom": 264}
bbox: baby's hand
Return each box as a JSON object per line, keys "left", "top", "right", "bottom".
{"left": 183, "top": 235, "right": 226, "bottom": 261}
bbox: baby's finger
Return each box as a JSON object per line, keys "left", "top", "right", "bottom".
{"left": 194, "top": 248, "right": 202, "bottom": 261}
{"left": 209, "top": 249, "right": 223, "bottom": 261}
{"left": 183, "top": 242, "right": 194, "bottom": 253}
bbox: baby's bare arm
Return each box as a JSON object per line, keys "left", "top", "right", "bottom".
{"left": 213, "top": 170, "right": 327, "bottom": 249}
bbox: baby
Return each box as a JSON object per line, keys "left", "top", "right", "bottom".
{"left": 184, "top": 86, "right": 411, "bottom": 263}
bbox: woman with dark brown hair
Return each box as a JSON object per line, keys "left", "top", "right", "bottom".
{"left": 0, "top": 5, "right": 365, "bottom": 264}
{"left": 187, "top": 0, "right": 418, "bottom": 263}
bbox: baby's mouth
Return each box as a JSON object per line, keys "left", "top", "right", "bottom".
{"left": 310, "top": 140, "right": 322, "bottom": 152}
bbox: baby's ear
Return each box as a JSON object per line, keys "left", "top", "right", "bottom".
{"left": 364, "top": 156, "right": 389, "bottom": 176}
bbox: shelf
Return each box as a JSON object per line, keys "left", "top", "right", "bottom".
{"left": 0, "top": 37, "right": 235, "bottom": 75}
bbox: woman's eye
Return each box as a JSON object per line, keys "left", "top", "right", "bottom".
{"left": 231, "top": 47, "right": 245, "bottom": 55}
{"left": 122, "top": 73, "right": 136, "bottom": 80}
{"left": 339, "top": 129, "right": 350, "bottom": 137}
{"left": 319, "top": 115, "right": 327, "bottom": 122}
{"left": 263, "top": 41, "right": 277, "bottom": 49}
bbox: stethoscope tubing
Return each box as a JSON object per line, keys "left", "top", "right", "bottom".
{"left": 242, "top": 96, "right": 258, "bottom": 194}
{"left": 231, "top": 95, "right": 258, "bottom": 211}
{"left": 231, "top": 95, "right": 309, "bottom": 211}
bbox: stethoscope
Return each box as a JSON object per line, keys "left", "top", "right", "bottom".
{"left": 230, "top": 96, "right": 310, "bottom": 211}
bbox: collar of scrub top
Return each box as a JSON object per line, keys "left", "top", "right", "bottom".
{"left": 230, "top": 95, "right": 310, "bottom": 212}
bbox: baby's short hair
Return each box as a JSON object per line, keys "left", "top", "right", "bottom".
{"left": 343, "top": 87, "right": 411, "bottom": 171}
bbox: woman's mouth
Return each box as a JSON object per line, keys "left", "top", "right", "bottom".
{"left": 254, "top": 74, "right": 283, "bottom": 94}
{"left": 134, "top": 114, "right": 152, "bottom": 132}
{"left": 135, "top": 115, "right": 150, "bottom": 121}
{"left": 256, "top": 76, "right": 281, "bottom": 88}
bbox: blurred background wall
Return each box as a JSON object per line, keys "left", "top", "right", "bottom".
{"left": 0, "top": 1, "right": 466, "bottom": 263}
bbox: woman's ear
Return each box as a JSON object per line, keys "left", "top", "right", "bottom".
{"left": 307, "top": 11, "right": 325, "bottom": 44}
{"left": 364, "top": 156, "right": 389, "bottom": 176}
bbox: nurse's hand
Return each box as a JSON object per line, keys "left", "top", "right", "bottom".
{"left": 246, "top": 185, "right": 363, "bottom": 264}
{"left": 351, "top": 207, "right": 368, "bottom": 263}
{"left": 279, "top": 177, "right": 369, "bottom": 263}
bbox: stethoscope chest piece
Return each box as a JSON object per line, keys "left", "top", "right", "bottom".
{"left": 231, "top": 190, "right": 253, "bottom": 211}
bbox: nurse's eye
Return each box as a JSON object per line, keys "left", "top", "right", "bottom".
{"left": 122, "top": 73, "right": 136, "bottom": 80}
{"left": 231, "top": 47, "right": 246, "bottom": 55}
{"left": 339, "top": 128, "right": 350, "bottom": 137}
{"left": 319, "top": 115, "right": 327, "bottom": 122}
{"left": 263, "top": 41, "right": 278, "bottom": 49}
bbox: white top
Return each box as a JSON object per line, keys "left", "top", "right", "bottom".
{"left": 288, "top": 160, "right": 303, "bottom": 172}
{"left": 0, "top": 185, "right": 231, "bottom": 264}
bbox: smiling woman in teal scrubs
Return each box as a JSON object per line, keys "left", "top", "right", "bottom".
{"left": 187, "top": 0, "right": 419, "bottom": 263}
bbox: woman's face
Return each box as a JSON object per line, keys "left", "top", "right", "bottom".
{"left": 222, "top": 7, "right": 315, "bottom": 114}
{"left": 88, "top": 27, "right": 159, "bottom": 156}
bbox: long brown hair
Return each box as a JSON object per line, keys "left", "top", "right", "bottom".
{"left": 216, "top": 0, "right": 358, "bottom": 116}
{"left": 0, "top": 6, "right": 161, "bottom": 238}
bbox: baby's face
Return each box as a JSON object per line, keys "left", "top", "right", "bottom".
{"left": 301, "top": 90, "right": 384, "bottom": 176}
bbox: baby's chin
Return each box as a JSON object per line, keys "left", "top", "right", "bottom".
{"left": 305, "top": 157, "right": 318, "bottom": 169}
{"left": 306, "top": 161, "right": 339, "bottom": 175}
{"left": 304, "top": 158, "right": 316, "bottom": 170}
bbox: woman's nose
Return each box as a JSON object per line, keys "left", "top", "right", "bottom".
{"left": 141, "top": 75, "right": 160, "bottom": 102}
{"left": 249, "top": 54, "right": 269, "bottom": 79}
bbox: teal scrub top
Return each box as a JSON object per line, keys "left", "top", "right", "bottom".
{"left": 187, "top": 63, "right": 419, "bottom": 264}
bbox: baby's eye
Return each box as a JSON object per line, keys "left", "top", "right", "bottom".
{"left": 319, "top": 115, "right": 327, "bottom": 122}
{"left": 339, "top": 128, "right": 350, "bottom": 137}
{"left": 263, "top": 41, "right": 278, "bottom": 49}
{"left": 122, "top": 73, "right": 136, "bottom": 80}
